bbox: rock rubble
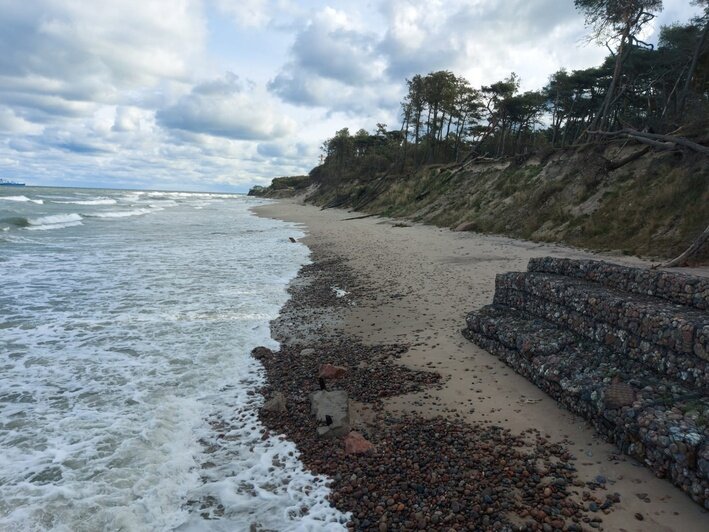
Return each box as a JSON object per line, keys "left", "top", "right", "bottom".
{"left": 252, "top": 249, "right": 616, "bottom": 530}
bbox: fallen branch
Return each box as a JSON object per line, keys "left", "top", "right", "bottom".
{"left": 653, "top": 224, "right": 709, "bottom": 268}
{"left": 605, "top": 145, "right": 651, "bottom": 171}
{"left": 341, "top": 213, "right": 382, "bottom": 221}
{"left": 588, "top": 129, "right": 709, "bottom": 155}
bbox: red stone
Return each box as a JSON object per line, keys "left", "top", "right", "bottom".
{"left": 319, "top": 363, "right": 347, "bottom": 379}
{"left": 344, "top": 431, "right": 375, "bottom": 454}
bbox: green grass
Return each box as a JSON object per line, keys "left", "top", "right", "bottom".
{"left": 301, "top": 147, "right": 708, "bottom": 260}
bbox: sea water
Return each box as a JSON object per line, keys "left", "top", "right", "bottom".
{"left": 0, "top": 187, "right": 347, "bottom": 531}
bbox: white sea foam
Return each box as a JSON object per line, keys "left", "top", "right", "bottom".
{"left": 29, "top": 213, "right": 83, "bottom": 225}
{"left": 87, "top": 208, "right": 154, "bottom": 218}
{"left": 0, "top": 195, "right": 44, "bottom": 204}
{"left": 54, "top": 198, "right": 117, "bottom": 205}
{"left": 0, "top": 193, "right": 347, "bottom": 531}
{"left": 26, "top": 213, "right": 83, "bottom": 230}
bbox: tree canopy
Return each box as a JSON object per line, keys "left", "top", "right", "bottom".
{"left": 311, "top": 6, "right": 708, "bottom": 185}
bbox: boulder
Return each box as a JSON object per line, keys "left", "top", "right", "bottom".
{"left": 251, "top": 346, "right": 273, "bottom": 360}
{"left": 319, "top": 363, "right": 347, "bottom": 380}
{"left": 344, "top": 431, "right": 375, "bottom": 454}
{"left": 310, "top": 389, "right": 350, "bottom": 437}
{"left": 261, "top": 392, "right": 287, "bottom": 413}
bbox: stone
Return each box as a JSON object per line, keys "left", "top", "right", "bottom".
{"left": 344, "top": 431, "right": 375, "bottom": 454}
{"left": 319, "top": 363, "right": 347, "bottom": 379}
{"left": 300, "top": 348, "right": 316, "bottom": 357}
{"left": 251, "top": 346, "right": 273, "bottom": 360}
{"left": 261, "top": 392, "right": 287, "bottom": 413}
{"left": 310, "top": 389, "right": 350, "bottom": 437}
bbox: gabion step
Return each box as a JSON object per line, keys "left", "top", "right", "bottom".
{"left": 528, "top": 257, "right": 709, "bottom": 311}
{"left": 464, "top": 304, "right": 709, "bottom": 509}
{"left": 495, "top": 271, "right": 709, "bottom": 363}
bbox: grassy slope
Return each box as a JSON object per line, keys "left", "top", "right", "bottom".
{"left": 304, "top": 145, "right": 709, "bottom": 261}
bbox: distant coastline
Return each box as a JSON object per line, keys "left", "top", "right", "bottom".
{"left": 0, "top": 179, "right": 25, "bottom": 186}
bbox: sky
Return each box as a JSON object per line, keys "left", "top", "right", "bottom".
{"left": 0, "top": 0, "right": 701, "bottom": 192}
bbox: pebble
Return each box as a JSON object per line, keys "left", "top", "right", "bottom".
{"left": 251, "top": 251, "right": 617, "bottom": 530}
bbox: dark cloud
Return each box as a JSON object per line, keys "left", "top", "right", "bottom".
{"left": 291, "top": 23, "right": 379, "bottom": 86}
{"left": 156, "top": 73, "right": 294, "bottom": 140}
{"left": 256, "top": 140, "right": 312, "bottom": 159}
{"left": 268, "top": 7, "right": 396, "bottom": 111}
{"left": 52, "top": 141, "right": 113, "bottom": 155}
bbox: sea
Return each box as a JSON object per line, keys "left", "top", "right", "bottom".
{"left": 0, "top": 187, "right": 348, "bottom": 531}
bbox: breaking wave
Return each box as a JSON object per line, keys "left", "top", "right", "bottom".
{"left": 0, "top": 195, "right": 44, "bottom": 204}
{"left": 54, "top": 198, "right": 117, "bottom": 205}
{"left": 26, "top": 213, "right": 84, "bottom": 231}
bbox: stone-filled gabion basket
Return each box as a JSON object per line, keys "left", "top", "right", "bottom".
{"left": 463, "top": 257, "right": 709, "bottom": 509}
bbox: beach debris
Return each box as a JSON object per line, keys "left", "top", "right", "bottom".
{"left": 310, "top": 389, "right": 350, "bottom": 438}
{"left": 319, "top": 363, "right": 347, "bottom": 380}
{"left": 343, "top": 431, "right": 374, "bottom": 454}
{"left": 288, "top": 237, "right": 296, "bottom": 243}
{"left": 261, "top": 392, "right": 287, "bottom": 413}
{"left": 331, "top": 286, "right": 348, "bottom": 298}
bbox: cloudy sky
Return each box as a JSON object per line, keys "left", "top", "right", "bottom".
{"left": 0, "top": 0, "right": 700, "bottom": 192}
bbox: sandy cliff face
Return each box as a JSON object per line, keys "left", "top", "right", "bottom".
{"left": 255, "top": 145, "right": 709, "bottom": 261}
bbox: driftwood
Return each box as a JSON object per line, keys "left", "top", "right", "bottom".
{"left": 588, "top": 129, "right": 709, "bottom": 155}
{"left": 654, "top": 224, "right": 709, "bottom": 268}
{"left": 341, "top": 213, "right": 381, "bottom": 221}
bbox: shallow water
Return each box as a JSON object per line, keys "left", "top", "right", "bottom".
{"left": 0, "top": 187, "right": 347, "bottom": 531}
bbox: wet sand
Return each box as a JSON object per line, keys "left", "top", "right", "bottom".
{"left": 253, "top": 199, "right": 708, "bottom": 531}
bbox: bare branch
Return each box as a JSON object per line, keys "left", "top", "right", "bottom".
{"left": 588, "top": 129, "right": 709, "bottom": 155}
{"left": 653, "top": 225, "right": 709, "bottom": 268}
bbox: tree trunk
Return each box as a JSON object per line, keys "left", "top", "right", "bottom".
{"left": 590, "top": 24, "right": 631, "bottom": 134}
{"left": 678, "top": 14, "right": 709, "bottom": 116}
{"left": 656, "top": 225, "right": 709, "bottom": 268}
{"left": 401, "top": 111, "right": 410, "bottom": 171}
{"left": 454, "top": 115, "right": 466, "bottom": 162}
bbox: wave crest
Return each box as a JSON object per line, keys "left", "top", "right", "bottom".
{"left": 0, "top": 195, "right": 44, "bottom": 204}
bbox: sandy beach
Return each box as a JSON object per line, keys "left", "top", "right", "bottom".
{"left": 253, "top": 199, "right": 708, "bottom": 531}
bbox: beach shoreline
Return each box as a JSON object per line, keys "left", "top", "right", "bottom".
{"left": 251, "top": 199, "right": 708, "bottom": 531}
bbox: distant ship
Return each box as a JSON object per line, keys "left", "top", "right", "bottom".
{"left": 0, "top": 179, "right": 25, "bottom": 186}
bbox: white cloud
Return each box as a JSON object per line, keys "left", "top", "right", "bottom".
{"left": 212, "top": 0, "right": 272, "bottom": 28}
{"left": 112, "top": 107, "right": 148, "bottom": 133}
{"left": 0, "top": 0, "right": 701, "bottom": 191}
{"left": 0, "top": 106, "right": 43, "bottom": 134}
{"left": 0, "top": 0, "right": 206, "bottom": 119}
